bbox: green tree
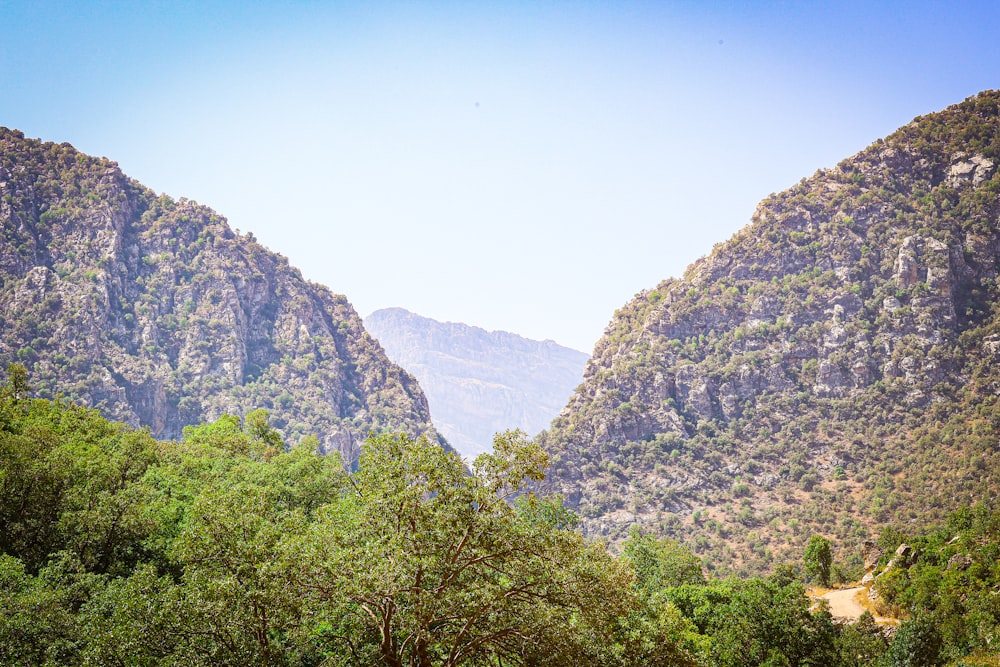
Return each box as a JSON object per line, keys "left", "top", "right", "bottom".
{"left": 82, "top": 424, "right": 346, "bottom": 666}
{"left": 667, "top": 577, "right": 837, "bottom": 667}
{"left": 623, "top": 527, "right": 705, "bottom": 597}
{"left": 2, "top": 363, "right": 30, "bottom": 400}
{"left": 0, "top": 554, "right": 79, "bottom": 666}
{"left": 287, "top": 430, "right": 689, "bottom": 666}
{"left": 0, "top": 392, "right": 160, "bottom": 574}
{"left": 804, "top": 534, "right": 833, "bottom": 587}
{"left": 884, "top": 614, "right": 943, "bottom": 667}
{"left": 834, "top": 611, "right": 888, "bottom": 667}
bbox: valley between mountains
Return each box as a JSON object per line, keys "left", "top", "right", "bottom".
{"left": 4, "top": 91, "right": 1000, "bottom": 665}
{"left": 364, "top": 307, "right": 588, "bottom": 459}
{"left": 4, "top": 92, "right": 1000, "bottom": 574}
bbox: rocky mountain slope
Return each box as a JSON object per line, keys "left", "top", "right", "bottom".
{"left": 0, "top": 128, "right": 441, "bottom": 462}
{"left": 539, "top": 91, "right": 1000, "bottom": 574}
{"left": 365, "top": 307, "right": 588, "bottom": 457}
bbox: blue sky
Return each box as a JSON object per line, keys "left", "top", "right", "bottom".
{"left": 3, "top": 1, "right": 998, "bottom": 352}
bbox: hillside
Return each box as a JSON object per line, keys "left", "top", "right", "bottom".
{"left": 0, "top": 128, "right": 441, "bottom": 461}
{"left": 365, "top": 308, "right": 588, "bottom": 457}
{"left": 539, "top": 91, "right": 1000, "bottom": 574}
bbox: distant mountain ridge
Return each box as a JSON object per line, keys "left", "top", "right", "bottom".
{"left": 364, "top": 308, "right": 588, "bottom": 457}
{"left": 539, "top": 91, "right": 1000, "bottom": 573}
{"left": 0, "top": 128, "right": 442, "bottom": 462}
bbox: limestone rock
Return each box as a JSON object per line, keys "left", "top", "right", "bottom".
{"left": 675, "top": 364, "right": 716, "bottom": 420}
{"left": 947, "top": 553, "right": 972, "bottom": 571}
{"left": 892, "top": 543, "right": 915, "bottom": 567}
{"left": 894, "top": 236, "right": 921, "bottom": 290}
{"left": 945, "top": 153, "right": 995, "bottom": 188}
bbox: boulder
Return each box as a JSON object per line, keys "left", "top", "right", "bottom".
{"left": 861, "top": 540, "right": 884, "bottom": 571}
{"left": 893, "top": 543, "right": 915, "bottom": 566}
{"left": 947, "top": 553, "right": 972, "bottom": 571}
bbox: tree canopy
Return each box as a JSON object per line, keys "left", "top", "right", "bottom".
{"left": 3, "top": 366, "right": 1000, "bottom": 666}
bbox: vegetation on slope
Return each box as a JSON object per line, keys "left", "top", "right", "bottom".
{"left": 868, "top": 503, "right": 1000, "bottom": 665}
{"left": 539, "top": 90, "right": 1000, "bottom": 574}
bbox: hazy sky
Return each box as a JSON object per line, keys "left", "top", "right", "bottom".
{"left": 3, "top": 1, "right": 998, "bottom": 352}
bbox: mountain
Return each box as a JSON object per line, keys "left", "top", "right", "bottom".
{"left": 364, "top": 307, "right": 588, "bottom": 457}
{"left": 0, "top": 128, "right": 442, "bottom": 462}
{"left": 539, "top": 91, "right": 1000, "bottom": 574}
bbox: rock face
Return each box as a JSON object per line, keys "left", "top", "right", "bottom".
{"left": 539, "top": 91, "right": 1000, "bottom": 572}
{"left": 0, "top": 128, "right": 442, "bottom": 462}
{"left": 364, "top": 308, "right": 588, "bottom": 458}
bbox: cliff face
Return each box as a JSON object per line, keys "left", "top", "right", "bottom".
{"left": 0, "top": 129, "right": 441, "bottom": 462}
{"left": 540, "top": 92, "right": 1000, "bottom": 573}
{"left": 364, "top": 308, "right": 588, "bottom": 457}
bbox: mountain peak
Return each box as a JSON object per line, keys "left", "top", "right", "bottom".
{"left": 366, "top": 308, "right": 588, "bottom": 457}
{"left": 540, "top": 90, "right": 1000, "bottom": 573}
{"left": 0, "top": 129, "right": 444, "bottom": 461}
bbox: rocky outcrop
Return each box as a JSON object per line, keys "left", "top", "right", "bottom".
{"left": 364, "top": 308, "right": 588, "bottom": 458}
{"left": 947, "top": 553, "right": 973, "bottom": 571}
{"left": 0, "top": 128, "right": 442, "bottom": 461}
{"left": 945, "top": 153, "right": 995, "bottom": 188}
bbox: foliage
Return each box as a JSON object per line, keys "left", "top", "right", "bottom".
{"left": 665, "top": 577, "right": 838, "bottom": 667}
{"left": 286, "top": 430, "right": 699, "bottom": 666}
{"left": 804, "top": 534, "right": 833, "bottom": 587}
{"left": 835, "top": 611, "right": 888, "bottom": 667}
{"left": 884, "top": 615, "right": 943, "bottom": 667}
{"left": 870, "top": 503, "right": 1000, "bottom": 664}
{"left": 0, "top": 377, "right": 707, "bottom": 665}
{"left": 5, "top": 370, "right": 1000, "bottom": 666}
{"left": 623, "top": 527, "right": 706, "bottom": 597}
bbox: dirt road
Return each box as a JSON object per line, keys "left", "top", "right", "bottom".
{"left": 819, "top": 587, "right": 897, "bottom": 625}
{"left": 821, "top": 586, "right": 867, "bottom": 619}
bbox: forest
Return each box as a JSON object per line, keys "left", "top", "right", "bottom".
{"left": 1, "top": 363, "right": 999, "bottom": 667}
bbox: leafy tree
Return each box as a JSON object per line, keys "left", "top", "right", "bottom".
{"left": 884, "top": 614, "right": 943, "bottom": 667}
{"left": 287, "top": 430, "right": 690, "bottom": 666}
{"left": 0, "top": 554, "right": 80, "bottom": 666}
{"left": 0, "top": 391, "right": 160, "bottom": 574}
{"left": 244, "top": 408, "right": 285, "bottom": 459}
{"left": 804, "top": 534, "right": 833, "bottom": 587}
{"left": 834, "top": 611, "right": 888, "bottom": 667}
{"left": 75, "top": 415, "right": 346, "bottom": 666}
{"left": 769, "top": 563, "right": 800, "bottom": 587}
{"left": 180, "top": 412, "right": 254, "bottom": 456}
{"left": 667, "top": 577, "right": 837, "bottom": 667}
{"left": 623, "top": 527, "right": 705, "bottom": 598}
{"left": 1, "top": 362, "right": 29, "bottom": 400}
{"left": 80, "top": 563, "right": 182, "bottom": 666}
